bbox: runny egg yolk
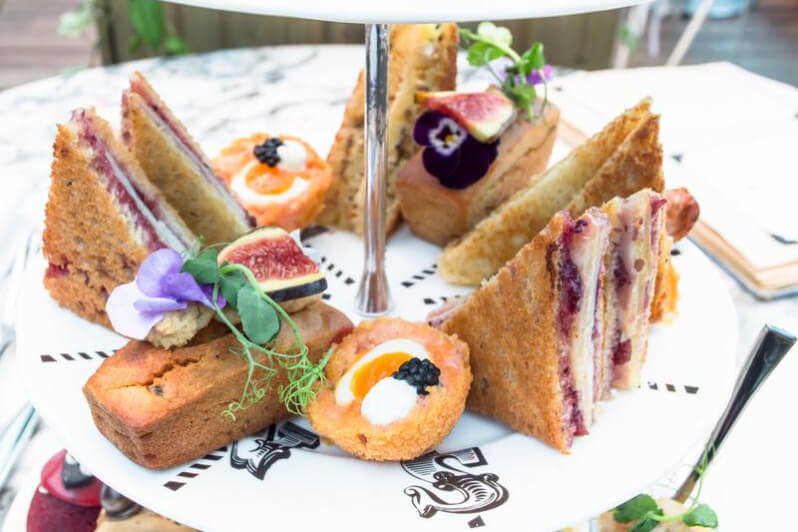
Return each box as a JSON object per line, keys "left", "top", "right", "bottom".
{"left": 245, "top": 164, "right": 297, "bottom": 195}
{"left": 350, "top": 352, "right": 412, "bottom": 400}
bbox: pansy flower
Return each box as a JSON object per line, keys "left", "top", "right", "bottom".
{"left": 106, "top": 249, "right": 224, "bottom": 340}
{"left": 413, "top": 111, "right": 498, "bottom": 189}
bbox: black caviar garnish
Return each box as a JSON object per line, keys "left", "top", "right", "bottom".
{"left": 393, "top": 357, "right": 441, "bottom": 395}
{"left": 253, "top": 137, "right": 283, "bottom": 167}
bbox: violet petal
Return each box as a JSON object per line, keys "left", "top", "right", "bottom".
{"left": 106, "top": 282, "right": 165, "bottom": 340}
{"left": 438, "top": 136, "right": 497, "bottom": 189}
{"left": 413, "top": 111, "right": 447, "bottom": 146}
{"left": 422, "top": 145, "right": 460, "bottom": 179}
{"left": 159, "top": 271, "right": 215, "bottom": 307}
{"left": 133, "top": 297, "right": 188, "bottom": 313}
{"left": 137, "top": 248, "right": 184, "bottom": 297}
{"left": 201, "top": 284, "right": 226, "bottom": 308}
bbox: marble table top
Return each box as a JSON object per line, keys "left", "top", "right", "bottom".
{"left": 0, "top": 45, "right": 796, "bottom": 531}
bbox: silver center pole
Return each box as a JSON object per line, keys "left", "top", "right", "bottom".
{"left": 356, "top": 23, "right": 392, "bottom": 316}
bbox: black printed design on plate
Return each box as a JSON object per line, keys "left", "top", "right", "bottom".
{"left": 646, "top": 381, "right": 700, "bottom": 394}
{"left": 319, "top": 256, "right": 355, "bottom": 288}
{"left": 163, "top": 447, "right": 228, "bottom": 492}
{"left": 229, "top": 421, "right": 319, "bottom": 480}
{"left": 401, "top": 447, "right": 509, "bottom": 519}
{"left": 40, "top": 351, "right": 113, "bottom": 363}
{"left": 401, "top": 264, "right": 437, "bottom": 288}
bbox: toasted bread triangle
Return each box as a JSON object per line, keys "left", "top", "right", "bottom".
{"left": 122, "top": 72, "right": 252, "bottom": 244}
{"left": 438, "top": 99, "right": 661, "bottom": 285}
{"left": 442, "top": 212, "right": 569, "bottom": 451}
{"left": 43, "top": 108, "right": 194, "bottom": 327}
{"left": 320, "top": 23, "right": 458, "bottom": 235}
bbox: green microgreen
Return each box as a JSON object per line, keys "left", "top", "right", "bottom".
{"left": 459, "top": 22, "right": 549, "bottom": 121}
{"left": 181, "top": 248, "right": 329, "bottom": 420}
{"left": 613, "top": 445, "right": 719, "bottom": 530}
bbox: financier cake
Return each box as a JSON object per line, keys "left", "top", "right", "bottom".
{"left": 307, "top": 318, "right": 471, "bottom": 461}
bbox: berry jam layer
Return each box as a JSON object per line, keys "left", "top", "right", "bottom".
{"left": 72, "top": 109, "right": 193, "bottom": 252}
{"left": 552, "top": 210, "right": 609, "bottom": 443}
{"left": 125, "top": 77, "right": 252, "bottom": 228}
{"left": 606, "top": 190, "right": 664, "bottom": 389}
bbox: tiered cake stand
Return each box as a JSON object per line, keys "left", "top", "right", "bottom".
{"left": 168, "top": 0, "right": 648, "bottom": 315}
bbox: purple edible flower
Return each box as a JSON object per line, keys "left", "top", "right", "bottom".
{"left": 413, "top": 111, "right": 498, "bottom": 189}
{"left": 106, "top": 249, "right": 224, "bottom": 340}
{"left": 526, "top": 64, "right": 553, "bottom": 85}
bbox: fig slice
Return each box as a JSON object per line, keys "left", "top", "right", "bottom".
{"left": 217, "top": 226, "right": 327, "bottom": 312}
{"left": 417, "top": 86, "right": 516, "bottom": 142}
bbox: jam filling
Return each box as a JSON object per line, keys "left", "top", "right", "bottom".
{"left": 75, "top": 111, "right": 166, "bottom": 251}
{"left": 553, "top": 214, "right": 588, "bottom": 439}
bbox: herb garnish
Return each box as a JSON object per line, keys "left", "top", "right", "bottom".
{"left": 459, "top": 22, "right": 550, "bottom": 121}
{"left": 613, "top": 446, "right": 719, "bottom": 530}
{"left": 181, "top": 247, "right": 331, "bottom": 420}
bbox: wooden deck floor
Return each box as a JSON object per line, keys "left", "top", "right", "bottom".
{"left": 0, "top": 0, "right": 796, "bottom": 90}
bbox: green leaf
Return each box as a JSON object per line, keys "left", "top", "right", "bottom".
{"left": 476, "top": 22, "right": 512, "bottom": 48}
{"left": 127, "top": 0, "right": 165, "bottom": 50}
{"left": 237, "top": 284, "right": 280, "bottom": 345}
{"left": 219, "top": 269, "right": 247, "bottom": 308}
{"left": 129, "top": 33, "right": 143, "bottom": 52}
{"left": 181, "top": 248, "right": 219, "bottom": 284}
{"left": 683, "top": 504, "right": 718, "bottom": 528}
{"left": 165, "top": 34, "right": 189, "bottom": 55}
{"left": 628, "top": 512, "right": 663, "bottom": 532}
{"left": 503, "top": 81, "right": 536, "bottom": 114}
{"left": 521, "top": 42, "right": 545, "bottom": 75}
{"left": 466, "top": 41, "right": 505, "bottom": 66}
{"left": 614, "top": 494, "right": 660, "bottom": 524}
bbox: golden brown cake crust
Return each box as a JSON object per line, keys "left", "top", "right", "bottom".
{"left": 397, "top": 105, "right": 560, "bottom": 246}
{"left": 320, "top": 23, "right": 458, "bottom": 234}
{"left": 83, "top": 302, "right": 353, "bottom": 469}
{"left": 438, "top": 99, "right": 656, "bottom": 286}
{"left": 43, "top": 114, "right": 152, "bottom": 328}
{"left": 442, "top": 214, "right": 569, "bottom": 452}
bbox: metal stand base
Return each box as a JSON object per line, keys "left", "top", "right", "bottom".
{"left": 355, "top": 23, "right": 392, "bottom": 316}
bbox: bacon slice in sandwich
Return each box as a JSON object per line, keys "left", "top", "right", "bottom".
{"left": 600, "top": 189, "right": 666, "bottom": 390}
{"left": 122, "top": 72, "right": 253, "bottom": 244}
{"left": 442, "top": 209, "right": 609, "bottom": 452}
{"left": 43, "top": 108, "right": 196, "bottom": 328}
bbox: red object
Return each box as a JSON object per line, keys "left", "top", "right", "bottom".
{"left": 26, "top": 489, "right": 100, "bottom": 532}
{"left": 40, "top": 450, "right": 101, "bottom": 507}
{"left": 27, "top": 450, "right": 102, "bottom": 532}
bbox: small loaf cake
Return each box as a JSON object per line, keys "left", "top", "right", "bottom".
{"left": 84, "top": 302, "right": 353, "bottom": 469}
{"left": 397, "top": 104, "right": 560, "bottom": 246}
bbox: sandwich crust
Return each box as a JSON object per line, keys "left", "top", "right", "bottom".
{"left": 438, "top": 99, "right": 659, "bottom": 286}
{"left": 83, "top": 302, "right": 353, "bottom": 469}
{"left": 123, "top": 74, "right": 251, "bottom": 244}
{"left": 43, "top": 110, "right": 192, "bottom": 327}
{"left": 320, "top": 23, "right": 458, "bottom": 234}
{"left": 443, "top": 214, "right": 569, "bottom": 451}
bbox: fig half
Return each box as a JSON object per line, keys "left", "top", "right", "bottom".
{"left": 218, "top": 226, "right": 327, "bottom": 312}
{"left": 417, "top": 86, "right": 516, "bottom": 142}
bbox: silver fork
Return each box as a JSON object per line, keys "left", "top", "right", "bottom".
{"left": 0, "top": 230, "right": 41, "bottom": 490}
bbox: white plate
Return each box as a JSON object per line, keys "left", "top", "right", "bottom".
{"left": 16, "top": 230, "right": 736, "bottom": 532}
{"left": 166, "top": 0, "right": 648, "bottom": 24}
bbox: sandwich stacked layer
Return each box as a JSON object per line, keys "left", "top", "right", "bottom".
{"left": 122, "top": 72, "right": 253, "bottom": 244}
{"left": 442, "top": 190, "right": 665, "bottom": 452}
{"left": 43, "top": 108, "right": 196, "bottom": 327}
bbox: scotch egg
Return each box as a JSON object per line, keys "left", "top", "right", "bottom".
{"left": 306, "top": 318, "right": 471, "bottom": 461}
{"left": 212, "top": 134, "right": 332, "bottom": 231}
